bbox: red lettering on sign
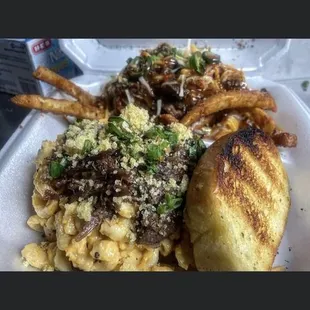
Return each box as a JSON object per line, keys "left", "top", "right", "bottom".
{"left": 32, "top": 39, "right": 52, "bottom": 54}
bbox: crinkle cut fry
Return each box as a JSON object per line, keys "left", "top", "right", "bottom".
{"left": 11, "top": 95, "right": 107, "bottom": 120}
{"left": 33, "top": 66, "right": 97, "bottom": 106}
{"left": 180, "top": 90, "right": 277, "bottom": 127}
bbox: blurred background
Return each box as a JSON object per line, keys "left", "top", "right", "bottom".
{"left": 1, "top": 38, "right": 309, "bottom": 150}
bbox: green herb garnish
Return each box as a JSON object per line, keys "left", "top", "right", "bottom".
{"left": 145, "top": 127, "right": 178, "bottom": 147}
{"left": 163, "top": 130, "right": 178, "bottom": 147}
{"left": 301, "top": 80, "right": 309, "bottom": 91}
{"left": 157, "top": 193, "right": 183, "bottom": 214}
{"left": 188, "top": 138, "right": 206, "bottom": 160}
{"left": 175, "top": 51, "right": 187, "bottom": 63}
{"left": 146, "top": 163, "right": 159, "bottom": 174}
{"left": 109, "top": 116, "right": 129, "bottom": 124}
{"left": 147, "top": 55, "right": 161, "bottom": 66}
{"left": 145, "top": 140, "right": 169, "bottom": 174}
{"left": 188, "top": 51, "right": 206, "bottom": 74}
{"left": 146, "top": 141, "right": 168, "bottom": 162}
{"left": 82, "top": 139, "right": 93, "bottom": 154}
{"left": 107, "top": 116, "right": 134, "bottom": 141}
{"left": 125, "top": 56, "right": 145, "bottom": 79}
{"left": 145, "top": 127, "right": 165, "bottom": 139}
{"left": 171, "top": 47, "right": 177, "bottom": 57}
{"left": 49, "top": 158, "right": 67, "bottom": 179}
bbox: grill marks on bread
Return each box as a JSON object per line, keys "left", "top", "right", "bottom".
{"left": 216, "top": 128, "right": 288, "bottom": 246}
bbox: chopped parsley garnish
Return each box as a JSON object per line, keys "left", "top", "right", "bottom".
{"left": 145, "top": 127, "right": 178, "bottom": 147}
{"left": 188, "top": 138, "right": 206, "bottom": 160}
{"left": 188, "top": 51, "right": 206, "bottom": 75}
{"left": 145, "top": 127, "right": 166, "bottom": 139}
{"left": 147, "top": 55, "right": 161, "bottom": 66}
{"left": 49, "top": 158, "right": 67, "bottom": 179}
{"left": 301, "top": 80, "right": 309, "bottom": 91}
{"left": 126, "top": 56, "right": 153, "bottom": 79}
{"left": 107, "top": 116, "right": 134, "bottom": 141}
{"left": 82, "top": 139, "right": 94, "bottom": 154}
{"left": 175, "top": 52, "right": 187, "bottom": 63}
{"left": 164, "top": 130, "right": 178, "bottom": 147}
{"left": 171, "top": 47, "right": 177, "bottom": 57}
{"left": 146, "top": 163, "right": 159, "bottom": 174}
{"left": 157, "top": 193, "right": 183, "bottom": 214}
{"left": 146, "top": 141, "right": 169, "bottom": 162}
{"left": 109, "top": 116, "right": 129, "bottom": 125}
{"left": 145, "top": 140, "right": 169, "bottom": 174}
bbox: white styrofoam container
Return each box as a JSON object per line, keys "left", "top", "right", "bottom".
{"left": 59, "top": 39, "right": 291, "bottom": 76}
{"left": 0, "top": 75, "right": 310, "bottom": 271}
{"left": 1, "top": 39, "right": 310, "bottom": 271}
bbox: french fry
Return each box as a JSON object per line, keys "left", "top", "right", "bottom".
{"left": 191, "top": 114, "right": 218, "bottom": 132}
{"left": 33, "top": 66, "right": 97, "bottom": 106}
{"left": 11, "top": 95, "right": 107, "bottom": 121}
{"left": 237, "top": 108, "right": 297, "bottom": 147}
{"left": 210, "top": 114, "right": 241, "bottom": 140}
{"left": 238, "top": 107, "right": 278, "bottom": 135}
{"left": 271, "top": 266, "right": 286, "bottom": 272}
{"left": 271, "top": 132, "right": 298, "bottom": 148}
{"left": 180, "top": 90, "right": 277, "bottom": 127}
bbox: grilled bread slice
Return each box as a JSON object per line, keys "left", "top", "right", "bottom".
{"left": 184, "top": 127, "right": 290, "bottom": 271}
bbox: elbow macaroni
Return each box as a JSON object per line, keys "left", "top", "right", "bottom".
{"left": 22, "top": 122, "right": 194, "bottom": 272}
{"left": 116, "top": 201, "right": 136, "bottom": 219}
{"left": 100, "top": 217, "right": 133, "bottom": 242}
{"left": 23, "top": 188, "right": 193, "bottom": 272}
{"left": 27, "top": 215, "right": 47, "bottom": 232}
{"left": 159, "top": 238, "right": 174, "bottom": 257}
{"left": 32, "top": 190, "right": 59, "bottom": 219}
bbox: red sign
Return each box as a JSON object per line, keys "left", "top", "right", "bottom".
{"left": 32, "top": 39, "right": 52, "bottom": 54}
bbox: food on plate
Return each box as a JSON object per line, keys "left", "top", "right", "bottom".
{"left": 10, "top": 43, "right": 297, "bottom": 148}
{"left": 11, "top": 41, "right": 296, "bottom": 272}
{"left": 21, "top": 103, "right": 205, "bottom": 271}
{"left": 185, "top": 127, "right": 291, "bottom": 271}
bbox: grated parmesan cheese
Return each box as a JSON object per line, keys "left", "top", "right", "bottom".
{"left": 169, "top": 123, "right": 193, "bottom": 142}
{"left": 121, "top": 103, "right": 152, "bottom": 133}
{"left": 76, "top": 197, "right": 95, "bottom": 222}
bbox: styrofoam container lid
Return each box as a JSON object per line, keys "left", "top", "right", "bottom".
{"left": 0, "top": 74, "right": 310, "bottom": 271}
{"left": 59, "top": 39, "right": 291, "bottom": 77}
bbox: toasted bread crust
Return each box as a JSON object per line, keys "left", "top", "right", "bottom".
{"left": 185, "top": 127, "right": 290, "bottom": 271}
